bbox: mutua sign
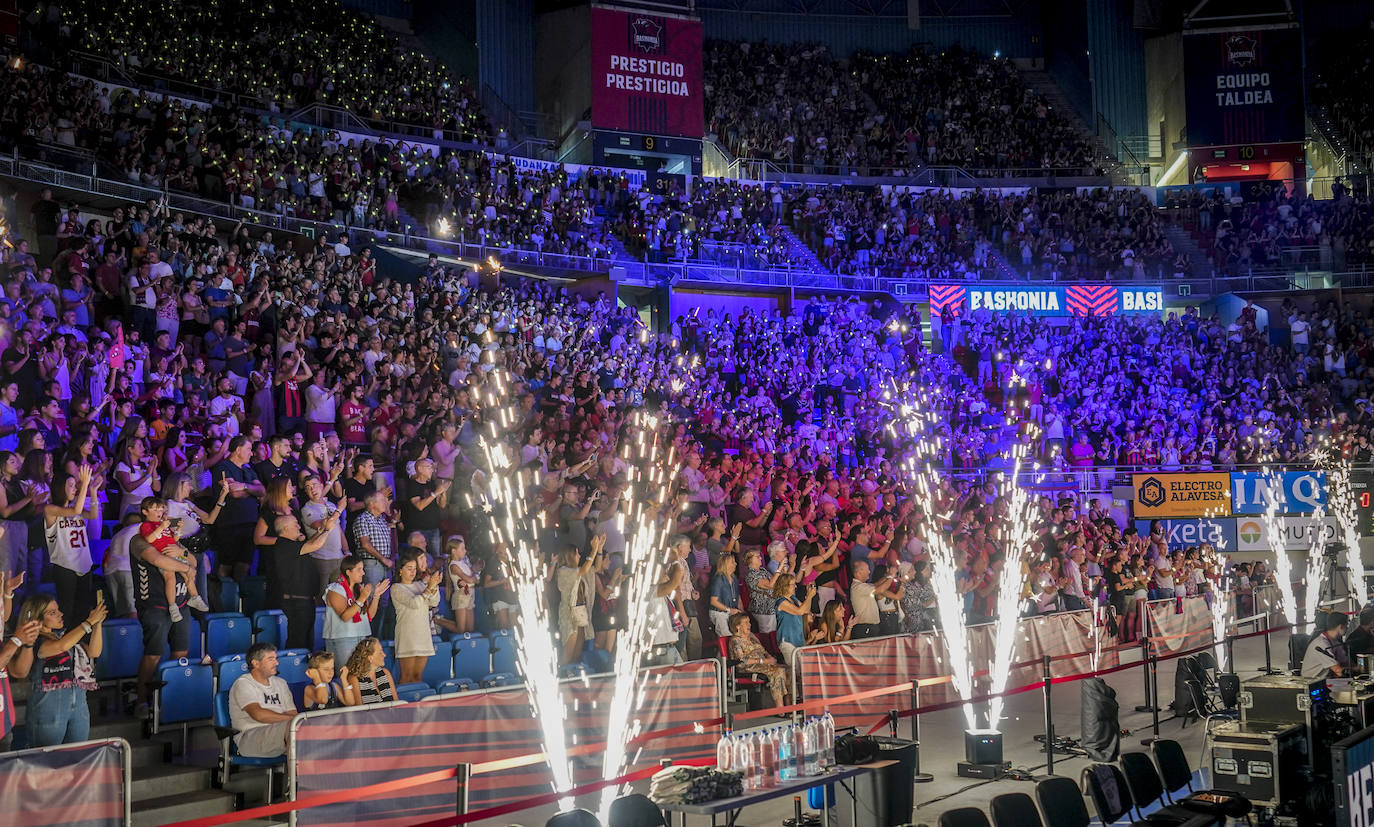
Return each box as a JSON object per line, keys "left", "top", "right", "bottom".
{"left": 927, "top": 285, "right": 1164, "bottom": 318}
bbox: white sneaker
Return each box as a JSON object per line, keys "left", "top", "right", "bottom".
{"left": 169, "top": 604, "right": 183, "bottom": 623}
{"left": 186, "top": 595, "right": 210, "bottom": 612}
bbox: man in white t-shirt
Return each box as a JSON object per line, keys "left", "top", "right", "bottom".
{"left": 1290, "top": 312, "right": 1310, "bottom": 355}
{"left": 648, "top": 550, "right": 685, "bottom": 667}
{"left": 228, "top": 643, "right": 297, "bottom": 758}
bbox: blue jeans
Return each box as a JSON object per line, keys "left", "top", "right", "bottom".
{"left": 28, "top": 685, "right": 90, "bottom": 747}
{"left": 328, "top": 635, "right": 367, "bottom": 668}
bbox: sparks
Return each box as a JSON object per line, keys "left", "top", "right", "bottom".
{"left": 986, "top": 443, "right": 1036, "bottom": 727}
{"left": 1261, "top": 467, "right": 1297, "bottom": 628}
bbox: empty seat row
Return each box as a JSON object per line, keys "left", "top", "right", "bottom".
{"left": 936, "top": 740, "right": 1246, "bottom": 827}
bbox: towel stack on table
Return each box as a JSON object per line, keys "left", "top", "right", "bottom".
{"left": 648, "top": 766, "right": 745, "bottom": 804}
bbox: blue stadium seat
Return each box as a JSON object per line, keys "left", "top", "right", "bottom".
{"left": 381, "top": 640, "right": 398, "bottom": 679}
{"left": 422, "top": 636, "right": 451, "bottom": 688}
{"left": 213, "top": 689, "right": 286, "bottom": 798}
{"left": 214, "top": 577, "right": 240, "bottom": 614}
{"left": 313, "top": 606, "right": 326, "bottom": 651}
{"left": 240, "top": 576, "right": 267, "bottom": 617}
{"left": 396, "top": 682, "right": 436, "bottom": 702}
{"left": 215, "top": 654, "right": 251, "bottom": 689}
{"left": 436, "top": 678, "right": 475, "bottom": 695}
{"left": 252, "top": 610, "right": 287, "bottom": 647}
{"left": 276, "top": 649, "right": 310, "bottom": 687}
{"left": 206, "top": 613, "right": 252, "bottom": 659}
{"left": 96, "top": 619, "right": 145, "bottom": 682}
{"left": 482, "top": 629, "right": 519, "bottom": 686}
{"left": 155, "top": 657, "right": 214, "bottom": 748}
{"left": 451, "top": 633, "right": 489, "bottom": 683}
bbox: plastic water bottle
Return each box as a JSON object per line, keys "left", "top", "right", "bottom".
{"left": 754, "top": 731, "right": 775, "bottom": 788}
{"left": 763, "top": 728, "right": 780, "bottom": 785}
{"left": 793, "top": 722, "right": 807, "bottom": 776}
{"left": 778, "top": 725, "right": 795, "bottom": 780}
{"left": 820, "top": 712, "right": 836, "bottom": 768}
{"left": 716, "top": 731, "right": 733, "bottom": 771}
{"left": 734, "top": 731, "right": 755, "bottom": 789}
{"left": 803, "top": 718, "right": 820, "bottom": 776}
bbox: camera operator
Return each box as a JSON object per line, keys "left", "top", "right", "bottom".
{"left": 1303, "top": 612, "right": 1352, "bottom": 679}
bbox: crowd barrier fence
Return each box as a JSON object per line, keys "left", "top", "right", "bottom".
{"left": 0, "top": 737, "right": 131, "bottom": 826}
{"left": 159, "top": 582, "right": 1328, "bottom": 827}
{"left": 287, "top": 659, "right": 721, "bottom": 827}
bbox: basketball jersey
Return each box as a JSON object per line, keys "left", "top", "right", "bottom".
{"left": 46, "top": 515, "right": 92, "bottom": 575}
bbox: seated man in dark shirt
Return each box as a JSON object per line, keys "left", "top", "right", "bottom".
{"left": 1345, "top": 606, "right": 1374, "bottom": 668}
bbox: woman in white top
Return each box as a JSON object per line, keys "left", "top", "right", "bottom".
{"left": 392, "top": 549, "right": 442, "bottom": 684}
{"left": 322, "top": 555, "right": 387, "bottom": 667}
{"left": 113, "top": 439, "right": 159, "bottom": 519}
{"left": 44, "top": 464, "right": 101, "bottom": 628}
{"left": 163, "top": 471, "right": 229, "bottom": 602}
{"left": 556, "top": 534, "right": 602, "bottom": 665}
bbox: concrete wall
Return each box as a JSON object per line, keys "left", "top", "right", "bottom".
{"left": 667, "top": 287, "right": 786, "bottom": 322}
{"left": 1144, "top": 32, "right": 1185, "bottom": 176}
{"left": 534, "top": 5, "right": 592, "bottom": 143}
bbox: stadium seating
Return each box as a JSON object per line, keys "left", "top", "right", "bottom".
{"left": 422, "top": 636, "right": 452, "bottom": 688}
{"left": 436, "top": 678, "right": 476, "bottom": 695}
{"left": 154, "top": 657, "right": 215, "bottom": 754}
{"left": 95, "top": 618, "right": 145, "bottom": 682}
{"left": 215, "top": 654, "right": 251, "bottom": 690}
{"left": 206, "top": 613, "right": 253, "bottom": 660}
{"left": 451, "top": 633, "right": 490, "bottom": 685}
{"left": 482, "top": 629, "right": 520, "bottom": 687}
{"left": 396, "top": 682, "right": 436, "bottom": 702}
{"left": 252, "top": 610, "right": 288, "bottom": 648}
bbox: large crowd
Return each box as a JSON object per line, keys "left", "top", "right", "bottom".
{"left": 23, "top": 0, "right": 491, "bottom": 142}
{"left": 1164, "top": 185, "right": 1374, "bottom": 276}
{"left": 0, "top": 171, "right": 1367, "bottom": 755}
{"left": 704, "top": 42, "right": 1097, "bottom": 176}
{"left": 0, "top": 9, "right": 1373, "bottom": 768}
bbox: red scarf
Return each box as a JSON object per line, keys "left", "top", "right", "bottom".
{"left": 339, "top": 577, "right": 364, "bottom": 624}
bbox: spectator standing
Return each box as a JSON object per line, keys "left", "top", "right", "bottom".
{"left": 556, "top": 536, "right": 601, "bottom": 665}
{"left": 0, "top": 572, "right": 42, "bottom": 751}
{"left": 849, "top": 561, "right": 882, "bottom": 639}
{"left": 445, "top": 535, "right": 478, "bottom": 633}
{"left": 707, "top": 553, "right": 742, "bottom": 638}
{"left": 131, "top": 531, "right": 194, "bottom": 714}
{"left": 19, "top": 591, "right": 107, "bottom": 747}
{"left": 400, "top": 458, "right": 449, "bottom": 555}
{"left": 323, "top": 555, "right": 384, "bottom": 666}
{"left": 228, "top": 643, "right": 297, "bottom": 758}
{"left": 268, "top": 508, "right": 343, "bottom": 650}
{"left": 44, "top": 464, "right": 100, "bottom": 625}
{"left": 392, "top": 549, "right": 442, "bottom": 684}
{"left": 350, "top": 489, "right": 396, "bottom": 589}
{"left": 300, "top": 474, "right": 346, "bottom": 595}
{"left": 212, "top": 436, "right": 266, "bottom": 582}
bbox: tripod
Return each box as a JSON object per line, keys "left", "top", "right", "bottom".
{"left": 1316, "top": 547, "right": 1356, "bottom": 616}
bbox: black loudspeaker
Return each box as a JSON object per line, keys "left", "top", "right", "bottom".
{"left": 834, "top": 737, "right": 918, "bottom": 827}
{"left": 1081, "top": 677, "right": 1121, "bottom": 762}
{"left": 1289, "top": 633, "right": 1313, "bottom": 673}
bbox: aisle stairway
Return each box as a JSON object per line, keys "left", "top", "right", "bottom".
{"left": 1162, "top": 222, "right": 1216, "bottom": 281}
{"left": 10, "top": 679, "right": 286, "bottom": 827}
{"left": 1019, "top": 69, "right": 1134, "bottom": 184}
